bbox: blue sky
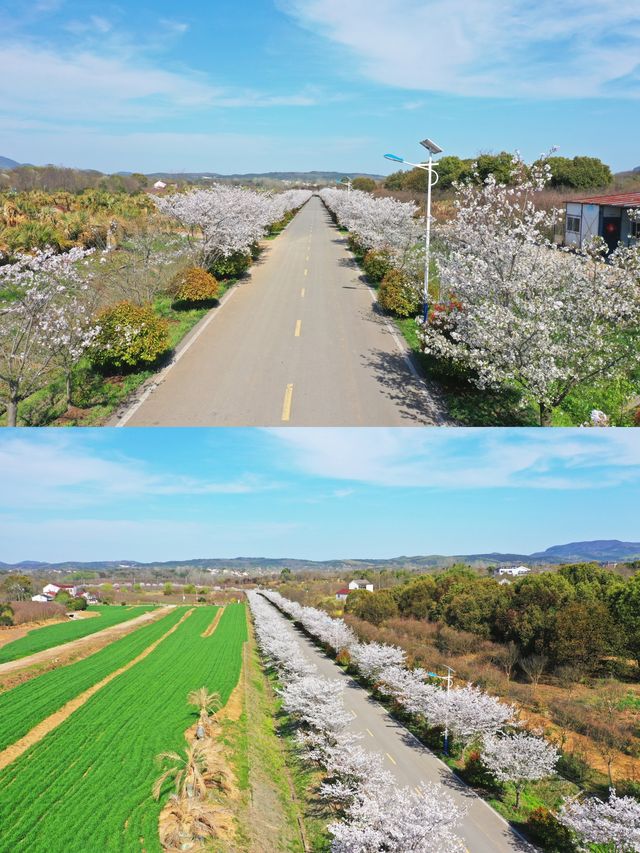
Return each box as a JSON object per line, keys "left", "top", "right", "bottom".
{"left": 0, "top": 0, "right": 638, "bottom": 173}
{"left": 0, "top": 428, "right": 638, "bottom": 563}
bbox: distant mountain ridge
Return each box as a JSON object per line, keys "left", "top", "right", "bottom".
{"left": 1, "top": 540, "right": 638, "bottom": 574}
{"left": 0, "top": 156, "right": 20, "bottom": 170}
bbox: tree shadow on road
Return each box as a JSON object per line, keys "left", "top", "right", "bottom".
{"left": 360, "top": 346, "right": 447, "bottom": 425}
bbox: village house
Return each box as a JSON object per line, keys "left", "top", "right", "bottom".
{"left": 42, "top": 583, "right": 78, "bottom": 598}
{"left": 31, "top": 593, "right": 53, "bottom": 603}
{"left": 564, "top": 191, "right": 640, "bottom": 252}
{"left": 335, "top": 578, "right": 374, "bottom": 601}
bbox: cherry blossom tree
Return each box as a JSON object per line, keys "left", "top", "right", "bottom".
{"left": 481, "top": 732, "right": 559, "bottom": 808}
{"left": 281, "top": 675, "right": 353, "bottom": 734}
{"left": 350, "top": 642, "right": 407, "bottom": 683}
{"left": 0, "top": 247, "right": 97, "bottom": 425}
{"left": 420, "top": 155, "right": 640, "bottom": 426}
{"left": 329, "top": 783, "right": 465, "bottom": 853}
{"left": 156, "top": 186, "right": 311, "bottom": 269}
{"left": 558, "top": 789, "right": 640, "bottom": 852}
{"left": 320, "top": 188, "right": 423, "bottom": 263}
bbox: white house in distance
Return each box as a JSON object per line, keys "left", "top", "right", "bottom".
{"left": 42, "top": 583, "right": 78, "bottom": 597}
{"left": 564, "top": 191, "right": 640, "bottom": 252}
{"left": 153, "top": 180, "right": 167, "bottom": 190}
{"left": 336, "top": 579, "right": 374, "bottom": 601}
{"left": 496, "top": 566, "right": 530, "bottom": 577}
{"left": 31, "top": 593, "right": 53, "bottom": 603}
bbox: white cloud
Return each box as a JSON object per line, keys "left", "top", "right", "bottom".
{"left": 0, "top": 435, "right": 273, "bottom": 508}
{"left": 270, "top": 428, "right": 640, "bottom": 489}
{"left": 282, "top": 0, "right": 640, "bottom": 98}
{"left": 0, "top": 41, "right": 319, "bottom": 125}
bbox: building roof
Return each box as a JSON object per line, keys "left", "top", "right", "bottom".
{"left": 350, "top": 579, "right": 371, "bottom": 585}
{"left": 569, "top": 191, "right": 640, "bottom": 208}
{"left": 336, "top": 588, "right": 351, "bottom": 595}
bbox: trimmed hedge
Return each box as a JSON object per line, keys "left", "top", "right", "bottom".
{"left": 171, "top": 267, "right": 220, "bottom": 305}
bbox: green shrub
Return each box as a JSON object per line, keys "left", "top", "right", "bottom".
{"left": 362, "top": 249, "right": 392, "bottom": 283}
{"left": 90, "top": 301, "right": 170, "bottom": 372}
{"left": 171, "top": 267, "right": 219, "bottom": 305}
{"left": 209, "top": 251, "right": 251, "bottom": 279}
{"left": 527, "top": 807, "right": 576, "bottom": 852}
{"left": 463, "top": 749, "right": 498, "bottom": 789}
{"left": 378, "top": 269, "right": 421, "bottom": 317}
{"left": 556, "top": 752, "right": 592, "bottom": 786}
{"left": 0, "top": 602, "right": 14, "bottom": 627}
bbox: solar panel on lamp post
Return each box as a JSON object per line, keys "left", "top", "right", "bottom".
{"left": 384, "top": 137, "right": 442, "bottom": 322}
{"left": 338, "top": 176, "right": 353, "bottom": 195}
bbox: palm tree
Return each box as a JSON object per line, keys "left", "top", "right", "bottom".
{"left": 159, "top": 795, "right": 233, "bottom": 850}
{"left": 187, "top": 688, "right": 221, "bottom": 739}
{"left": 153, "top": 743, "right": 208, "bottom": 802}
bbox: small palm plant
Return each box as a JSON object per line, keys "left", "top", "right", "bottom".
{"left": 153, "top": 743, "right": 208, "bottom": 802}
{"left": 187, "top": 688, "right": 221, "bottom": 739}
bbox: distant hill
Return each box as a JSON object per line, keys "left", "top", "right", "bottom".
{"left": 531, "top": 540, "right": 640, "bottom": 562}
{"left": 1, "top": 541, "right": 638, "bottom": 575}
{"left": 0, "top": 156, "right": 20, "bottom": 170}
{"left": 139, "top": 170, "right": 384, "bottom": 183}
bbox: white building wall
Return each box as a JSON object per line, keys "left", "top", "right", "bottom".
{"left": 580, "top": 204, "right": 600, "bottom": 247}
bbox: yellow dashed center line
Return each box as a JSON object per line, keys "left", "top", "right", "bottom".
{"left": 301, "top": 288, "right": 305, "bottom": 298}
{"left": 386, "top": 753, "right": 397, "bottom": 765}
{"left": 366, "top": 728, "right": 374, "bottom": 737}
{"left": 304, "top": 269, "right": 308, "bottom": 276}
{"left": 281, "top": 384, "right": 294, "bottom": 422}
{"left": 294, "top": 320, "right": 302, "bottom": 337}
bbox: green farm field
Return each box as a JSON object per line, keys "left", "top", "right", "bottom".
{"left": 0, "top": 604, "right": 247, "bottom": 853}
{"left": 0, "top": 605, "right": 156, "bottom": 664}
{"left": 0, "top": 606, "right": 183, "bottom": 751}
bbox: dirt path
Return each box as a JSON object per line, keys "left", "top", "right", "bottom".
{"left": 0, "top": 608, "right": 194, "bottom": 772}
{"left": 201, "top": 605, "right": 225, "bottom": 638}
{"left": 0, "top": 607, "right": 174, "bottom": 676}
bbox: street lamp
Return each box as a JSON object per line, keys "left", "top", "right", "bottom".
{"left": 338, "top": 176, "right": 353, "bottom": 195}
{"left": 428, "top": 665, "right": 454, "bottom": 754}
{"left": 384, "top": 137, "right": 442, "bottom": 322}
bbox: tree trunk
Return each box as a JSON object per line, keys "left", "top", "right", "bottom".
{"left": 65, "top": 373, "right": 73, "bottom": 409}
{"left": 539, "top": 402, "right": 553, "bottom": 427}
{"left": 6, "top": 397, "right": 18, "bottom": 428}
{"left": 515, "top": 786, "right": 521, "bottom": 810}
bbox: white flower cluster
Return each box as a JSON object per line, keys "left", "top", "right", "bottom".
{"left": 0, "top": 247, "right": 100, "bottom": 423}
{"left": 319, "top": 187, "right": 423, "bottom": 261}
{"left": 559, "top": 788, "right": 640, "bottom": 852}
{"left": 155, "top": 186, "right": 311, "bottom": 267}
{"left": 248, "top": 591, "right": 465, "bottom": 853}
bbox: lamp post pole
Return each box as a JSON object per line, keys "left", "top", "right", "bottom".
{"left": 428, "top": 663, "right": 455, "bottom": 754}
{"left": 384, "top": 137, "right": 442, "bottom": 323}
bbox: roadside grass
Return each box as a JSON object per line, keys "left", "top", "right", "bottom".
{"left": 221, "top": 630, "right": 307, "bottom": 853}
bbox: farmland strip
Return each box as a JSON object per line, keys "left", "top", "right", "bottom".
{"left": 201, "top": 604, "right": 225, "bottom": 637}
{"left": 0, "top": 605, "right": 156, "bottom": 664}
{"left": 0, "top": 606, "right": 187, "bottom": 752}
{"left": 0, "top": 608, "right": 194, "bottom": 771}
{"left": 0, "top": 604, "right": 247, "bottom": 852}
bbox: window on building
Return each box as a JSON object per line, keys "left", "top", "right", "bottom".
{"left": 630, "top": 217, "right": 640, "bottom": 239}
{"left": 566, "top": 214, "right": 581, "bottom": 234}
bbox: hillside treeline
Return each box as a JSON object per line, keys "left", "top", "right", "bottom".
{"left": 384, "top": 153, "right": 613, "bottom": 193}
{"left": 345, "top": 564, "right": 640, "bottom": 678}
{"left": 0, "top": 164, "right": 153, "bottom": 194}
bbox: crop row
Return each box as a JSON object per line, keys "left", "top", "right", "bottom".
{"left": 0, "top": 603, "right": 247, "bottom": 852}
{"left": 0, "top": 607, "right": 186, "bottom": 751}
{"left": 0, "top": 605, "right": 156, "bottom": 664}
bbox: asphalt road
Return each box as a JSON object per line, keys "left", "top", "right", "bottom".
{"left": 118, "top": 196, "right": 446, "bottom": 426}
{"left": 266, "top": 603, "right": 536, "bottom": 853}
